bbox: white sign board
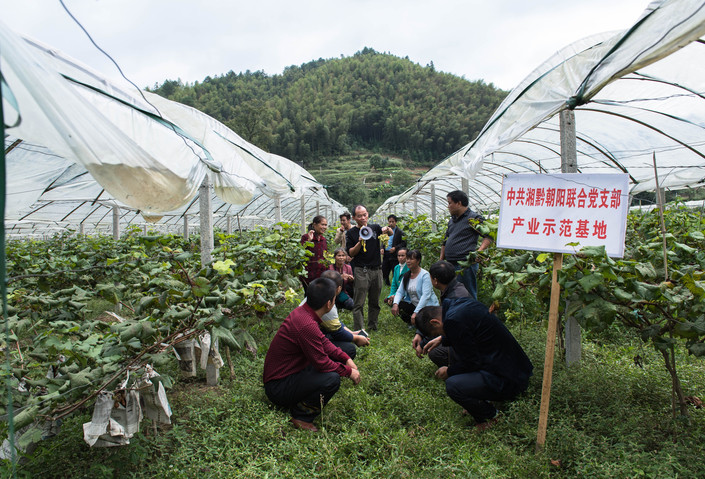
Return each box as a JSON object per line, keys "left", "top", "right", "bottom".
{"left": 497, "top": 173, "right": 629, "bottom": 257}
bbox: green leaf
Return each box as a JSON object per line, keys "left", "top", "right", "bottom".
{"left": 579, "top": 245, "right": 606, "bottom": 258}
{"left": 210, "top": 326, "right": 241, "bottom": 351}
{"left": 673, "top": 242, "right": 696, "bottom": 254}
{"left": 635, "top": 263, "right": 658, "bottom": 280}
{"left": 688, "top": 342, "right": 705, "bottom": 357}
{"left": 14, "top": 405, "right": 40, "bottom": 430}
{"left": 613, "top": 288, "right": 634, "bottom": 302}
{"left": 578, "top": 274, "right": 604, "bottom": 293}
{"left": 212, "top": 259, "right": 235, "bottom": 275}
{"left": 18, "top": 424, "right": 44, "bottom": 450}
{"left": 674, "top": 321, "right": 700, "bottom": 339}
{"left": 682, "top": 274, "right": 705, "bottom": 299}
{"left": 503, "top": 253, "right": 531, "bottom": 273}
{"left": 535, "top": 253, "right": 550, "bottom": 263}
{"left": 192, "top": 277, "right": 211, "bottom": 297}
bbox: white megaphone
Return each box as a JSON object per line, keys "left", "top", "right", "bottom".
{"left": 359, "top": 226, "right": 375, "bottom": 241}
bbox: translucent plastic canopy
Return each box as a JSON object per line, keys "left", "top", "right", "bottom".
{"left": 1, "top": 20, "right": 343, "bottom": 236}
{"left": 374, "top": 0, "right": 705, "bottom": 220}
{"left": 4, "top": 137, "right": 344, "bottom": 237}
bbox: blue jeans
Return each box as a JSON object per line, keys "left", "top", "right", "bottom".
{"left": 455, "top": 262, "right": 478, "bottom": 300}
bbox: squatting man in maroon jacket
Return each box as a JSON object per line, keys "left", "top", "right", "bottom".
{"left": 263, "top": 277, "right": 361, "bottom": 432}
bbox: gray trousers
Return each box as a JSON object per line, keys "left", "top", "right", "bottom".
{"left": 352, "top": 267, "right": 382, "bottom": 331}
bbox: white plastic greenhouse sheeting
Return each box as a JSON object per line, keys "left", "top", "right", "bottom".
{"left": 374, "top": 0, "right": 705, "bottom": 221}
{"left": 4, "top": 136, "right": 344, "bottom": 237}
{"left": 1, "top": 19, "right": 343, "bottom": 235}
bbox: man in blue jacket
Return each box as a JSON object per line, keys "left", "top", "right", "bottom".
{"left": 417, "top": 298, "right": 533, "bottom": 430}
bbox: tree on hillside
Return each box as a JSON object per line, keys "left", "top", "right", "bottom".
{"left": 150, "top": 48, "right": 507, "bottom": 167}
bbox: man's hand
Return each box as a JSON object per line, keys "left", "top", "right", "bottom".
{"left": 390, "top": 303, "right": 399, "bottom": 316}
{"left": 410, "top": 312, "right": 417, "bottom": 325}
{"left": 435, "top": 366, "right": 449, "bottom": 381}
{"left": 412, "top": 333, "right": 424, "bottom": 358}
{"left": 350, "top": 368, "right": 361, "bottom": 385}
{"left": 346, "top": 358, "right": 358, "bottom": 370}
{"left": 422, "top": 336, "right": 442, "bottom": 355}
{"left": 352, "top": 334, "right": 370, "bottom": 347}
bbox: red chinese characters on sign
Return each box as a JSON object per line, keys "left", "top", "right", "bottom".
{"left": 505, "top": 187, "right": 622, "bottom": 209}
{"left": 503, "top": 187, "right": 624, "bottom": 240}
{"left": 499, "top": 173, "right": 629, "bottom": 257}
{"left": 510, "top": 217, "right": 610, "bottom": 239}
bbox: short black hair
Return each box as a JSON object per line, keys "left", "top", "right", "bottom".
{"left": 320, "top": 269, "right": 344, "bottom": 289}
{"left": 353, "top": 205, "right": 367, "bottom": 217}
{"left": 416, "top": 306, "right": 443, "bottom": 338}
{"left": 387, "top": 214, "right": 398, "bottom": 221}
{"left": 429, "top": 260, "right": 456, "bottom": 285}
{"left": 407, "top": 249, "right": 422, "bottom": 262}
{"left": 306, "top": 278, "right": 337, "bottom": 309}
{"left": 339, "top": 212, "right": 351, "bottom": 221}
{"left": 447, "top": 190, "right": 469, "bottom": 207}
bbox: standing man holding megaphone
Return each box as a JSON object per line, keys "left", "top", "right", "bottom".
{"left": 346, "top": 205, "right": 394, "bottom": 332}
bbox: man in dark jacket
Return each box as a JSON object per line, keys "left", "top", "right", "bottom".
{"left": 412, "top": 260, "right": 468, "bottom": 366}
{"left": 417, "top": 298, "right": 533, "bottom": 430}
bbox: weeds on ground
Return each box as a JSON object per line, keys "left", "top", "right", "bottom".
{"left": 11, "top": 300, "right": 705, "bottom": 478}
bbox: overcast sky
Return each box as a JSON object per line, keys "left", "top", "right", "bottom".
{"left": 2, "top": 0, "right": 648, "bottom": 91}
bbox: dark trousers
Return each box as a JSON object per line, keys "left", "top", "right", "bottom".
{"left": 397, "top": 300, "right": 416, "bottom": 324}
{"left": 330, "top": 340, "right": 356, "bottom": 360}
{"left": 428, "top": 345, "right": 460, "bottom": 368}
{"left": 382, "top": 251, "right": 396, "bottom": 285}
{"left": 445, "top": 371, "right": 526, "bottom": 423}
{"left": 264, "top": 365, "right": 341, "bottom": 423}
{"left": 352, "top": 267, "right": 382, "bottom": 330}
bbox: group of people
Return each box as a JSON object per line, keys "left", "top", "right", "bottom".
{"left": 263, "top": 190, "right": 533, "bottom": 432}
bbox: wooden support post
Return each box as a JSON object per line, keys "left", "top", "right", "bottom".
{"left": 536, "top": 253, "right": 563, "bottom": 452}
{"left": 183, "top": 215, "right": 189, "bottom": 240}
{"left": 226, "top": 216, "right": 232, "bottom": 235}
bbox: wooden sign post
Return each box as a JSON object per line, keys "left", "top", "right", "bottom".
{"left": 536, "top": 252, "right": 563, "bottom": 451}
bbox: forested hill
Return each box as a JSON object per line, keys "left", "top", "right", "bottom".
{"left": 150, "top": 48, "right": 508, "bottom": 167}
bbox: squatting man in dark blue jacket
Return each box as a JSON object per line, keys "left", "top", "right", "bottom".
{"left": 416, "top": 298, "right": 533, "bottom": 430}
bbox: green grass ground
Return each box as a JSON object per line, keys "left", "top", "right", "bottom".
{"left": 13, "top": 291, "right": 705, "bottom": 478}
